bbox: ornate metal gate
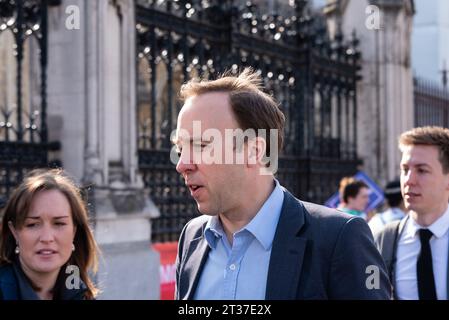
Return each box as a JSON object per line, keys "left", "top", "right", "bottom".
{"left": 0, "top": 0, "right": 60, "bottom": 208}
{"left": 414, "top": 77, "right": 449, "bottom": 128}
{"left": 136, "top": 0, "right": 361, "bottom": 242}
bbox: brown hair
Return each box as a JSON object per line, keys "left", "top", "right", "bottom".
{"left": 339, "top": 177, "right": 368, "bottom": 203}
{"left": 180, "top": 68, "right": 286, "bottom": 159}
{"left": 399, "top": 126, "right": 449, "bottom": 173}
{"left": 0, "top": 169, "right": 99, "bottom": 299}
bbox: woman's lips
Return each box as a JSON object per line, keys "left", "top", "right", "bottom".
{"left": 36, "top": 249, "right": 57, "bottom": 256}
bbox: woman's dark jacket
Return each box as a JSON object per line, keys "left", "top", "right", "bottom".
{"left": 0, "top": 262, "right": 87, "bottom": 300}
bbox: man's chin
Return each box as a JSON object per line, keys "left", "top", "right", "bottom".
{"left": 197, "top": 204, "right": 217, "bottom": 216}
{"left": 405, "top": 204, "right": 423, "bottom": 215}
{"left": 404, "top": 201, "right": 417, "bottom": 211}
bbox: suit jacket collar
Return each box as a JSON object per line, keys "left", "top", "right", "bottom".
{"left": 265, "top": 189, "right": 307, "bottom": 299}
{"left": 184, "top": 189, "right": 307, "bottom": 300}
{"left": 389, "top": 215, "right": 408, "bottom": 300}
{"left": 184, "top": 225, "right": 211, "bottom": 300}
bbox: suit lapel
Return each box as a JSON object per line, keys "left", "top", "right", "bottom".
{"left": 392, "top": 216, "right": 408, "bottom": 300}
{"left": 446, "top": 230, "right": 449, "bottom": 300}
{"left": 266, "top": 190, "right": 307, "bottom": 300}
{"left": 182, "top": 235, "right": 210, "bottom": 300}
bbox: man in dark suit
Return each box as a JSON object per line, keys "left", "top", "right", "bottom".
{"left": 173, "top": 68, "right": 391, "bottom": 300}
{"left": 375, "top": 126, "right": 449, "bottom": 300}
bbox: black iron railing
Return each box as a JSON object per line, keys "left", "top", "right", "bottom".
{"left": 414, "top": 77, "right": 449, "bottom": 128}
{"left": 0, "top": 0, "right": 61, "bottom": 208}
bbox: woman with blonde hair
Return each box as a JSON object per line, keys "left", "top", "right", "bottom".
{"left": 0, "top": 169, "right": 99, "bottom": 300}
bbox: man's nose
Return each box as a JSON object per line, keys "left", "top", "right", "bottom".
{"left": 176, "top": 150, "right": 196, "bottom": 174}
{"left": 403, "top": 170, "right": 416, "bottom": 186}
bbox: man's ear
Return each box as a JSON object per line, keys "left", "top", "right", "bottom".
{"left": 8, "top": 221, "right": 19, "bottom": 243}
{"left": 247, "top": 137, "right": 267, "bottom": 168}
